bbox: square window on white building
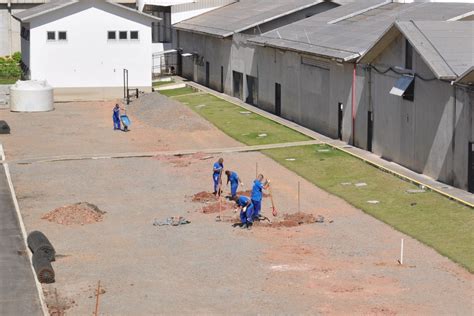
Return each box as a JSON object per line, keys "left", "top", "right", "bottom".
{"left": 58, "top": 31, "right": 67, "bottom": 41}
{"left": 130, "top": 31, "right": 139, "bottom": 40}
{"left": 108, "top": 31, "right": 116, "bottom": 40}
{"left": 47, "top": 31, "right": 55, "bottom": 41}
{"left": 119, "top": 31, "right": 128, "bottom": 40}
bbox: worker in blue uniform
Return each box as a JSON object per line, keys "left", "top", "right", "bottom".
{"left": 233, "top": 195, "right": 254, "bottom": 229}
{"left": 113, "top": 104, "right": 121, "bottom": 130}
{"left": 225, "top": 170, "right": 243, "bottom": 198}
{"left": 212, "top": 158, "right": 224, "bottom": 195}
{"left": 251, "top": 174, "right": 269, "bottom": 220}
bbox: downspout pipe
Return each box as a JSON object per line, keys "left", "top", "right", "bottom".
{"left": 352, "top": 63, "right": 356, "bottom": 146}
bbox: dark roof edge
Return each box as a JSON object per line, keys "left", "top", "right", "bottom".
{"left": 175, "top": 0, "right": 332, "bottom": 38}
{"left": 248, "top": 37, "right": 360, "bottom": 62}
{"left": 13, "top": 0, "right": 161, "bottom": 23}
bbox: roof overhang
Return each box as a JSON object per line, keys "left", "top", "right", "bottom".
{"left": 359, "top": 21, "right": 458, "bottom": 81}
{"left": 175, "top": 0, "right": 333, "bottom": 39}
{"left": 13, "top": 0, "right": 161, "bottom": 23}
{"left": 248, "top": 37, "right": 360, "bottom": 63}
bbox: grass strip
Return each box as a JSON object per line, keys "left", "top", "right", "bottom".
{"left": 159, "top": 87, "right": 196, "bottom": 97}
{"left": 174, "top": 93, "right": 310, "bottom": 145}
{"left": 153, "top": 79, "right": 175, "bottom": 87}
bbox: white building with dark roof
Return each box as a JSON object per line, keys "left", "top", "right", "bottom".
{"left": 14, "top": 0, "right": 159, "bottom": 100}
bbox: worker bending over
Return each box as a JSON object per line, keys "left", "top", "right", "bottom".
{"left": 225, "top": 170, "right": 243, "bottom": 198}
{"left": 212, "top": 158, "right": 224, "bottom": 196}
{"left": 232, "top": 195, "right": 254, "bottom": 229}
{"left": 251, "top": 174, "right": 269, "bottom": 220}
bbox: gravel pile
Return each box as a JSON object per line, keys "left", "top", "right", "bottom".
{"left": 129, "top": 93, "right": 210, "bottom": 131}
{"left": 42, "top": 202, "right": 106, "bottom": 225}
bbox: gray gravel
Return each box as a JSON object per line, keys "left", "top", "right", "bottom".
{"left": 129, "top": 92, "right": 211, "bottom": 132}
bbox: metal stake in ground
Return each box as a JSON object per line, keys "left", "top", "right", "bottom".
{"left": 94, "top": 280, "right": 101, "bottom": 316}
{"left": 399, "top": 239, "right": 404, "bottom": 265}
{"left": 298, "top": 181, "right": 301, "bottom": 213}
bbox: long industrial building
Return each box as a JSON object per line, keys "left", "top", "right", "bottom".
{"left": 175, "top": 0, "right": 474, "bottom": 192}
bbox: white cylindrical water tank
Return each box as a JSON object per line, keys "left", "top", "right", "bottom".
{"left": 10, "top": 80, "right": 54, "bottom": 112}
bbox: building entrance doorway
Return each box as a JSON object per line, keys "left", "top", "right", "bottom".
{"left": 469, "top": 142, "right": 474, "bottom": 193}
{"left": 367, "top": 111, "right": 374, "bottom": 152}
{"left": 233, "top": 71, "right": 243, "bottom": 99}
{"left": 275, "top": 83, "right": 281, "bottom": 116}
{"left": 338, "top": 103, "right": 343, "bottom": 140}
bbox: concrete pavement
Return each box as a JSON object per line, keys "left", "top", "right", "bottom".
{"left": 0, "top": 165, "right": 44, "bottom": 315}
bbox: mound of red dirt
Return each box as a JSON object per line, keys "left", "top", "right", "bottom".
{"left": 202, "top": 201, "right": 235, "bottom": 214}
{"left": 42, "top": 202, "right": 106, "bottom": 226}
{"left": 192, "top": 191, "right": 217, "bottom": 203}
{"left": 257, "top": 212, "right": 318, "bottom": 228}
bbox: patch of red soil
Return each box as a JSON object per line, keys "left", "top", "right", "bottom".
{"left": 257, "top": 212, "right": 317, "bottom": 228}
{"left": 44, "top": 288, "right": 76, "bottom": 315}
{"left": 42, "top": 202, "right": 105, "bottom": 225}
{"left": 370, "top": 307, "right": 398, "bottom": 316}
{"left": 202, "top": 201, "right": 235, "bottom": 214}
{"left": 154, "top": 152, "right": 213, "bottom": 168}
{"left": 192, "top": 191, "right": 217, "bottom": 203}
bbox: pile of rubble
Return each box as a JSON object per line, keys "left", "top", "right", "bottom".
{"left": 42, "top": 202, "right": 106, "bottom": 225}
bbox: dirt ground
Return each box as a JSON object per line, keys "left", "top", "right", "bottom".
{"left": 1, "top": 93, "right": 473, "bottom": 315}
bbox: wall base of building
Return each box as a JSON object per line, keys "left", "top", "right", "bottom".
{"left": 53, "top": 86, "right": 152, "bottom": 102}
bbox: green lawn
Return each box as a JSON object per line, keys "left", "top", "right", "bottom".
{"left": 263, "top": 145, "right": 474, "bottom": 272}
{"left": 159, "top": 87, "right": 196, "bottom": 97}
{"left": 162, "top": 87, "right": 474, "bottom": 272}
{"left": 175, "top": 93, "right": 310, "bottom": 145}
{"left": 153, "top": 79, "right": 175, "bottom": 87}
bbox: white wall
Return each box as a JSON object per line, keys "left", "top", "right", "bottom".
{"left": 29, "top": 2, "right": 152, "bottom": 88}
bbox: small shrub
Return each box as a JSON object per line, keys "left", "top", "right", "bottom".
{"left": 12, "top": 52, "right": 21, "bottom": 63}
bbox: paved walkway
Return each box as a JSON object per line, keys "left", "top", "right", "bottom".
{"left": 183, "top": 79, "right": 474, "bottom": 207}
{"left": 0, "top": 165, "right": 44, "bottom": 315}
{"left": 7, "top": 140, "right": 320, "bottom": 165}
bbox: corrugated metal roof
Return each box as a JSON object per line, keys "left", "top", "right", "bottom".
{"left": 360, "top": 20, "right": 473, "bottom": 80}
{"left": 249, "top": 1, "right": 474, "bottom": 61}
{"left": 408, "top": 21, "right": 473, "bottom": 78}
{"left": 174, "top": 0, "right": 346, "bottom": 38}
{"left": 13, "top": 0, "right": 161, "bottom": 22}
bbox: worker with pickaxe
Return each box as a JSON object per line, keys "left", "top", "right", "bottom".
{"left": 251, "top": 174, "right": 270, "bottom": 220}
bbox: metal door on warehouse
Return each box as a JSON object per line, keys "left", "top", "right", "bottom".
{"left": 233, "top": 71, "right": 243, "bottom": 100}
{"left": 205, "top": 62, "right": 210, "bottom": 87}
{"left": 275, "top": 83, "right": 281, "bottom": 116}
{"left": 469, "top": 142, "right": 474, "bottom": 193}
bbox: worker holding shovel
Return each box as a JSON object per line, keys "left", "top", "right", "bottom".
{"left": 212, "top": 158, "right": 224, "bottom": 196}
{"left": 251, "top": 174, "right": 269, "bottom": 220}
